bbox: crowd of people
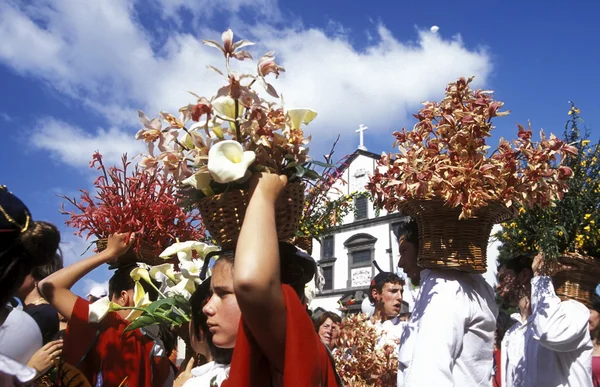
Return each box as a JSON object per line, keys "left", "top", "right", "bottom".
{"left": 1, "top": 175, "right": 599, "bottom": 387}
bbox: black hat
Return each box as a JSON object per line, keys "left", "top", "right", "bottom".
{"left": 278, "top": 242, "right": 316, "bottom": 286}
{"left": 0, "top": 186, "right": 31, "bottom": 255}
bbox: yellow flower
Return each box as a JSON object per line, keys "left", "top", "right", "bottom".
{"left": 502, "top": 233, "right": 509, "bottom": 239}
{"left": 584, "top": 226, "right": 591, "bottom": 232}
{"left": 582, "top": 140, "right": 590, "bottom": 146}
{"left": 591, "top": 220, "right": 595, "bottom": 225}
{"left": 510, "top": 222, "right": 517, "bottom": 228}
{"left": 582, "top": 161, "right": 587, "bottom": 167}
{"left": 584, "top": 214, "right": 592, "bottom": 220}
{"left": 519, "top": 208, "right": 526, "bottom": 215}
{"left": 557, "top": 231, "right": 564, "bottom": 237}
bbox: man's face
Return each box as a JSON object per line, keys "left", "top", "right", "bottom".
{"left": 398, "top": 237, "right": 420, "bottom": 285}
{"left": 496, "top": 266, "right": 518, "bottom": 306}
{"left": 374, "top": 282, "right": 404, "bottom": 319}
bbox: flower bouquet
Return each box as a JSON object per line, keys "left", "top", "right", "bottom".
{"left": 496, "top": 104, "right": 600, "bottom": 306}
{"left": 60, "top": 153, "right": 206, "bottom": 267}
{"left": 333, "top": 313, "right": 398, "bottom": 386}
{"left": 367, "top": 77, "right": 577, "bottom": 272}
{"left": 136, "top": 29, "right": 324, "bottom": 250}
{"left": 88, "top": 240, "right": 218, "bottom": 331}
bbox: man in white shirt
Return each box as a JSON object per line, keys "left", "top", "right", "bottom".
{"left": 499, "top": 253, "right": 593, "bottom": 387}
{"left": 395, "top": 220, "right": 498, "bottom": 386}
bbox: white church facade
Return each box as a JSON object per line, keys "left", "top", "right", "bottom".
{"left": 309, "top": 146, "right": 410, "bottom": 314}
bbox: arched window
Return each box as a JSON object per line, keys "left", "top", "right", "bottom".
{"left": 344, "top": 233, "right": 377, "bottom": 288}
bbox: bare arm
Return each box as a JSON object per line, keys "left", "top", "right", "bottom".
{"left": 234, "top": 173, "right": 288, "bottom": 372}
{"left": 39, "top": 233, "right": 133, "bottom": 321}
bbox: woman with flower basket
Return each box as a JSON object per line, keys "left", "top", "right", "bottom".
{"left": 367, "top": 77, "right": 576, "bottom": 386}
{"left": 39, "top": 233, "right": 172, "bottom": 387}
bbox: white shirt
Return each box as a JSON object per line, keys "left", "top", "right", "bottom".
{"left": 182, "top": 361, "right": 230, "bottom": 387}
{"left": 0, "top": 306, "right": 42, "bottom": 383}
{"left": 501, "top": 276, "right": 592, "bottom": 387}
{"left": 398, "top": 269, "right": 498, "bottom": 386}
{"left": 378, "top": 315, "right": 406, "bottom": 350}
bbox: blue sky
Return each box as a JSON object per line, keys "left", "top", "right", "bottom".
{"left": 1, "top": 0, "right": 599, "bottom": 296}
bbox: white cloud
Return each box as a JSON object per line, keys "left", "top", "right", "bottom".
{"left": 0, "top": 1, "right": 492, "bottom": 162}
{"left": 81, "top": 278, "right": 109, "bottom": 297}
{"left": 31, "top": 117, "right": 144, "bottom": 168}
{"left": 0, "top": 112, "right": 12, "bottom": 122}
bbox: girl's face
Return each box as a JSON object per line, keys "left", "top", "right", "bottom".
{"left": 202, "top": 261, "right": 241, "bottom": 349}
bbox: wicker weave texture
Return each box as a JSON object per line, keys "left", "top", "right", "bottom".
{"left": 554, "top": 253, "right": 600, "bottom": 308}
{"left": 96, "top": 238, "right": 162, "bottom": 267}
{"left": 197, "top": 182, "right": 305, "bottom": 250}
{"left": 400, "top": 199, "right": 514, "bottom": 273}
{"left": 289, "top": 235, "right": 313, "bottom": 255}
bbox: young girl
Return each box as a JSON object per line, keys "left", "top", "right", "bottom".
{"left": 222, "top": 173, "right": 340, "bottom": 386}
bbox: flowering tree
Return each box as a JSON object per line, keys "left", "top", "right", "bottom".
{"left": 497, "top": 103, "right": 600, "bottom": 260}
{"left": 60, "top": 153, "right": 206, "bottom": 257}
{"left": 367, "top": 77, "right": 577, "bottom": 220}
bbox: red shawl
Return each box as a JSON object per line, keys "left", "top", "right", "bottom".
{"left": 222, "top": 284, "right": 340, "bottom": 387}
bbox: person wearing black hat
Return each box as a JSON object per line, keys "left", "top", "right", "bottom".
{"left": 215, "top": 173, "right": 341, "bottom": 387}
{"left": 0, "top": 186, "right": 61, "bottom": 384}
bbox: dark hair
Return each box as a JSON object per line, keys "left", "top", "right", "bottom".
{"left": 313, "top": 311, "right": 341, "bottom": 332}
{"left": 394, "top": 220, "right": 419, "bottom": 249}
{"left": 205, "top": 244, "right": 316, "bottom": 301}
{"left": 501, "top": 255, "right": 533, "bottom": 276}
{"left": 592, "top": 293, "right": 600, "bottom": 313}
{"left": 31, "top": 253, "right": 64, "bottom": 281}
{"left": 368, "top": 272, "right": 405, "bottom": 304}
{"left": 0, "top": 220, "right": 60, "bottom": 306}
{"left": 189, "top": 276, "right": 233, "bottom": 364}
{"left": 108, "top": 264, "right": 159, "bottom": 301}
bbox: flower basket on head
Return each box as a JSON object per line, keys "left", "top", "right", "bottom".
{"left": 60, "top": 153, "right": 206, "bottom": 268}
{"left": 402, "top": 199, "right": 515, "bottom": 273}
{"left": 553, "top": 252, "right": 600, "bottom": 308}
{"left": 497, "top": 104, "right": 600, "bottom": 299}
{"left": 198, "top": 182, "right": 305, "bottom": 250}
{"left": 368, "top": 77, "right": 576, "bottom": 272}
{"left": 136, "top": 29, "right": 329, "bottom": 249}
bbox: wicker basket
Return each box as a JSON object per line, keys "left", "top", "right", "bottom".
{"left": 553, "top": 252, "right": 600, "bottom": 308}
{"left": 400, "top": 198, "right": 515, "bottom": 273}
{"left": 96, "top": 238, "right": 163, "bottom": 268}
{"left": 197, "top": 182, "right": 305, "bottom": 250}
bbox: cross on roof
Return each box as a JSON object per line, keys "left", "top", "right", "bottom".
{"left": 356, "top": 124, "right": 368, "bottom": 151}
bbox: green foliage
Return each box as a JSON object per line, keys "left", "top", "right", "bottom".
{"left": 496, "top": 103, "right": 600, "bottom": 261}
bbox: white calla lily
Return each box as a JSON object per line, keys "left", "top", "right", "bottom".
{"left": 212, "top": 96, "right": 243, "bottom": 120}
{"left": 180, "top": 259, "right": 205, "bottom": 284}
{"left": 287, "top": 108, "right": 317, "bottom": 130}
{"left": 125, "top": 281, "right": 152, "bottom": 322}
{"left": 182, "top": 171, "right": 214, "bottom": 197}
{"left": 304, "top": 276, "right": 317, "bottom": 306}
{"left": 208, "top": 140, "right": 255, "bottom": 184}
{"left": 130, "top": 267, "right": 152, "bottom": 284}
{"left": 159, "top": 241, "right": 209, "bottom": 263}
{"left": 149, "top": 263, "right": 177, "bottom": 283}
{"left": 88, "top": 296, "right": 120, "bottom": 323}
{"left": 166, "top": 278, "right": 196, "bottom": 300}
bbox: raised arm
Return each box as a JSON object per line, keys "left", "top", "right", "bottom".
{"left": 529, "top": 253, "right": 591, "bottom": 352}
{"left": 39, "top": 233, "right": 133, "bottom": 321}
{"left": 233, "top": 173, "right": 288, "bottom": 372}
